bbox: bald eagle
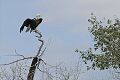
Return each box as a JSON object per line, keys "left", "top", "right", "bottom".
{"left": 20, "top": 15, "right": 43, "bottom": 33}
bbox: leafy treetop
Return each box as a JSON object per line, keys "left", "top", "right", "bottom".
{"left": 76, "top": 14, "right": 120, "bottom": 70}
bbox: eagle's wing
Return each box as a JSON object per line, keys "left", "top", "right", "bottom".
{"left": 20, "top": 25, "right": 24, "bottom": 33}
{"left": 20, "top": 18, "right": 32, "bottom": 33}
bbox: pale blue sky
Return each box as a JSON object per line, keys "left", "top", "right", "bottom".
{"left": 0, "top": 0, "right": 120, "bottom": 80}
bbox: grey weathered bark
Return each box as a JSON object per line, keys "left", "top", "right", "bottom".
{"left": 27, "top": 57, "right": 38, "bottom": 80}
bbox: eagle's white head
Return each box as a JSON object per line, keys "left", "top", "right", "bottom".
{"left": 35, "top": 14, "right": 41, "bottom": 20}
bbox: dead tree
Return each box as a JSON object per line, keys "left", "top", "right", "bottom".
{"left": 27, "top": 30, "right": 46, "bottom": 80}
{"left": 0, "top": 30, "right": 46, "bottom": 80}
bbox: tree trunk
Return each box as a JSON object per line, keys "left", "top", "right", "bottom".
{"left": 27, "top": 57, "right": 38, "bottom": 80}
{"left": 27, "top": 30, "right": 44, "bottom": 80}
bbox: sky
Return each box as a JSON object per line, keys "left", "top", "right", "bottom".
{"left": 0, "top": 0, "right": 120, "bottom": 80}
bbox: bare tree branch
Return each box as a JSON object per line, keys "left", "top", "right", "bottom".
{"left": 0, "top": 57, "right": 33, "bottom": 66}
{"left": 36, "top": 39, "right": 44, "bottom": 57}
{"left": 15, "top": 50, "right": 25, "bottom": 58}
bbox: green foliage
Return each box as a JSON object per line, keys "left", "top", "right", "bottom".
{"left": 77, "top": 14, "right": 120, "bottom": 70}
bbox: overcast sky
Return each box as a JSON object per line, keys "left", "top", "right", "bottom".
{"left": 0, "top": 0, "right": 120, "bottom": 80}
